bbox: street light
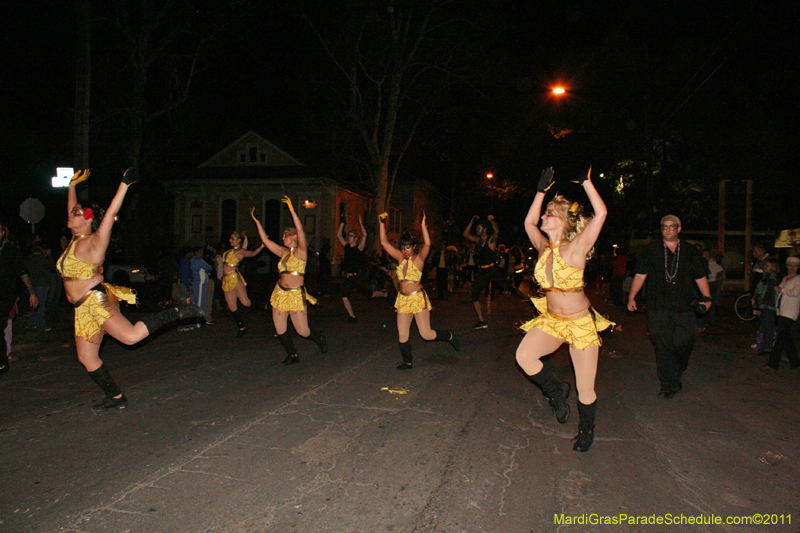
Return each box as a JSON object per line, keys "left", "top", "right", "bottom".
{"left": 552, "top": 87, "right": 566, "bottom": 95}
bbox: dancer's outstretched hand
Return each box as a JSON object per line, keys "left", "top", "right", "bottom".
{"left": 572, "top": 166, "right": 592, "bottom": 185}
{"left": 379, "top": 212, "right": 388, "bottom": 223}
{"left": 537, "top": 167, "right": 554, "bottom": 193}
{"left": 121, "top": 167, "right": 138, "bottom": 186}
{"left": 282, "top": 195, "right": 294, "bottom": 211}
{"left": 70, "top": 169, "right": 90, "bottom": 187}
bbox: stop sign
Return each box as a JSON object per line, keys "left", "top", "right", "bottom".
{"left": 20, "top": 198, "right": 45, "bottom": 224}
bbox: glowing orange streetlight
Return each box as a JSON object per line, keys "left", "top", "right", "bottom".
{"left": 552, "top": 87, "right": 566, "bottom": 95}
{"left": 486, "top": 173, "right": 493, "bottom": 179}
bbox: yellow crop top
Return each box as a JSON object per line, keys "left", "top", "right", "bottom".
{"left": 278, "top": 249, "right": 306, "bottom": 275}
{"left": 534, "top": 244, "right": 584, "bottom": 291}
{"left": 397, "top": 258, "right": 423, "bottom": 282}
{"left": 57, "top": 236, "right": 103, "bottom": 280}
{"left": 223, "top": 248, "right": 240, "bottom": 267}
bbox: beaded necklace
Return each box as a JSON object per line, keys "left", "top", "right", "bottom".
{"left": 664, "top": 240, "right": 680, "bottom": 283}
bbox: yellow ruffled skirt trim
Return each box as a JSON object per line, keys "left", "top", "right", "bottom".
{"left": 222, "top": 271, "right": 245, "bottom": 292}
{"left": 270, "top": 283, "right": 317, "bottom": 312}
{"left": 74, "top": 283, "right": 137, "bottom": 343}
{"left": 394, "top": 289, "right": 432, "bottom": 314}
{"left": 520, "top": 296, "right": 614, "bottom": 349}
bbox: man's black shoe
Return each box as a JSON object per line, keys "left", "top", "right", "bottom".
{"left": 472, "top": 321, "right": 488, "bottom": 330}
{"left": 92, "top": 394, "right": 128, "bottom": 411}
{"left": 658, "top": 388, "right": 678, "bottom": 399}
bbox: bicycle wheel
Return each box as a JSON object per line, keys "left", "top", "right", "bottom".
{"left": 735, "top": 293, "right": 756, "bottom": 321}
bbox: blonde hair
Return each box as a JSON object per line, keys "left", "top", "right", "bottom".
{"left": 231, "top": 231, "right": 248, "bottom": 250}
{"left": 548, "top": 195, "right": 595, "bottom": 258}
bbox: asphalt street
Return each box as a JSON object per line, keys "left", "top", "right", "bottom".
{"left": 1, "top": 280, "right": 798, "bottom": 533}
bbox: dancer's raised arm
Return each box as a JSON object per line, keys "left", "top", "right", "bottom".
{"left": 251, "top": 208, "right": 280, "bottom": 256}
{"left": 417, "top": 212, "right": 431, "bottom": 263}
{"left": 357, "top": 216, "right": 368, "bottom": 251}
{"left": 568, "top": 168, "right": 607, "bottom": 260}
{"left": 379, "top": 213, "right": 404, "bottom": 263}
{"left": 283, "top": 196, "right": 307, "bottom": 260}
{"left": 93, "top": 168, "right": 137, "bottom": 248}
{"left": 524, "top": 167, "right": 553, "bottom": 253}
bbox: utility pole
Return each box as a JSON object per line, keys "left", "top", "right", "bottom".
{"left": 744, "top": 180, "right": 753, "bottom": 292}
{"left": 718, "top": 180, "right": 728, "bottom": 254}
{"left": 74, "top": 0, "right": 91, "bottom": 201}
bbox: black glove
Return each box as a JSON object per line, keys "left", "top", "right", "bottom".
{"left": 122, "top": 167, "right": 139, "bottom": 186}
{"left": 572, "top": 166, "right": 591, "bottom": 185}
{"left": 537, "top": 167, "right": 554, "bottom": 193}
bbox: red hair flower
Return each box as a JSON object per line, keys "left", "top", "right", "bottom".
{"left": 83, "top": 208, "right": 95, "bottom": 220}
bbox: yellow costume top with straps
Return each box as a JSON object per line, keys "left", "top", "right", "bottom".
{"left": 270, "top": 249, "right": 317, "bottom": 311}
{"left": 57, "top": 235, "right": 103, "bottom": 280}
{"left": 533, "top": 243, "right": 584, "bottom": 292}
{"left": 523, "top": 243, "right": 613, "bottom": 348}
{"left": 222, "top": 248, "right": 246, "bottom": 291}
{"left": 57, "top": 234, "right": 136, "bottom": 343}
{"left": 397, "top": 258, "right": 423, "bottom": 282}
{"left": 278, "top": 248, "right": 307, "bottom": 275}
{"left": 393, "top": 258, "right": 431, "bottom": 313}
{"left": 223, "top": 248, "right": 240, "bottom": 267}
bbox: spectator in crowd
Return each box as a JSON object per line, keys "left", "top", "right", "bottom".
{"left": 753, "top": 258, "right": 779, "bottom": 356}
{"left": 0, "top": 221, "right": 39, "bottom": 374}
{"left": 26, "top": 240, "right": 55, "bottom": 331}
{"left": 767, "top": 256, "right": 800, "bottom": 370}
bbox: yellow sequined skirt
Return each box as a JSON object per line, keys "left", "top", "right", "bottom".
{"left": 73, "top": 283, "right": 137, "bottom": 343}
{"left": 222, "top": 270, "right": 245, "bottom": 292}
{"left": 520, "top": 296, "right": 614, "bottom": 350}
{"left": 394, "top": 289, "right": 432, "bottom": 315}
{"left": 270, "top": 283, "right": 318, "bottom": 312}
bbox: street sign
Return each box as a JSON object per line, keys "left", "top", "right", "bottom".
{"left": 52, "top": 167, "right": 74, "bottom": 188}
{"left": 20, "top": 198, "right": 45, "bottom": 224}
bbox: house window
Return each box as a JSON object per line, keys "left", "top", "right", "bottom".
{"left": 221, "top": 199, "right": 237, "bottom": 242}
{"left": 304, "top": 215, "right": 316, "bottom": 235}
{"left": 237, "top": 145, "right": 268, "bottom": 165}
{"left": 264, "top": 199, "right": 281, "bottom": 243}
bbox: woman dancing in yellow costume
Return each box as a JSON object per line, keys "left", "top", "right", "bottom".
{"left": 379, "top": 212, "right": 459, "bottom": 370}
{"left": 59, "top": 169, "right": 203, "bottom": 410}
{"left": 222, "top": 230, "right": 265, "bottom": 338}
{"left": 252, "top": 197, "right": 327, "bottom": 365}
{"left": 516, "top": 167, "right": 611, "bottom": 451}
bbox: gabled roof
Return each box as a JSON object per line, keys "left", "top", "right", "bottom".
{"left": 198, "top": 131, "right": 304, "bottom": 168}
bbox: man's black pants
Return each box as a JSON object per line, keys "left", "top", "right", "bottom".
{"left": 647, "top": 310, "right": 696, "bottom": 392}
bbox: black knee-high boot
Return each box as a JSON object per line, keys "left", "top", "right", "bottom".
{"left": 397, "top": 341, "right": 413, "bottom": 370}
{"left": 88, "top": 364, "right": 127, "bottom": 410}
{"left": 231, "top": 309, "right": 247, "bottom": 338}
{"left": 573, "top": 400, "right": 597, "bottom": 452}
{"left": 140, "top": 304, "right": 204, "bottom": 335}
{"left": 433, "top": 329, "right": 460, "bottom": 351}
{"left": 278, "top": 331, "right": 299, "bottom": 365}
{"left": 303, "top": 329, "right": 327, "bottom": 354}
{"left": 529, "top": 366, "right": 571, "bottom": 423}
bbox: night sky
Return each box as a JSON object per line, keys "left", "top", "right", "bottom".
{"left": 3, "top": 0, "right": 798, "bottom": 250}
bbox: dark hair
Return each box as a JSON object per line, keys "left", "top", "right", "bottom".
{"left": 398, "top": 230, "right": 419, "bottom": 249}
{"left": 89, "top": 203, "right": 105, "bottom": 233}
